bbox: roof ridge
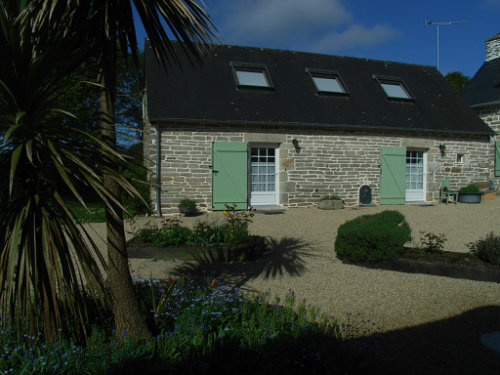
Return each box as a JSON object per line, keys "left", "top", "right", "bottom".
{"left": 165, "top": 40, "right": 439, "bottom": 71}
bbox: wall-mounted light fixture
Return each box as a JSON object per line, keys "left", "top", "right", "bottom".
{"left": 292, "top": 138, "right": 301, "bottom": 153}
{"left": 439, "top": 144, "right": 446, "bottom": 156}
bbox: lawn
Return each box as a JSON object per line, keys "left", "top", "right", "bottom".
{"left": 66, "top": 200, "right": 106, "bottom": 223}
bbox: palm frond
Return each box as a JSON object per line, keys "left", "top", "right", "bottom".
{"left": 0, "top": 0, "right": 146, "bottom": 340}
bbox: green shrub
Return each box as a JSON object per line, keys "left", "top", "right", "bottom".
{"left": 459, "top": 184, "right": 480, "bottom": 193}
{"left": 152, "top": 224, "right": 193, "bottom": 247}
{"left": 134, "top": 227, "right": 157, "bottom": 244}
{"left": 413, "top": 231, "right": 446, "bottom": 254}
{"left": 179, "top": 198, "right": 197, "bottom": 210}
{"left": 467, "top": 232, "right": 500, "bottom": 266}
{"left": 192, "top": 221, "right": 227, "bottom": 247}
{"left": 334, "top": 210, "right": 411, "bottom": 262}
{"left": 191, "top": 222, "right": 251, "bottom": 247}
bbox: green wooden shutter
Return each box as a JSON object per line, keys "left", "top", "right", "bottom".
{"left": 495, "top": 142, "right": 500, "bottom": 177}
{"left": 380, "top": 146, "right": 406, "bottom": 204}
{"left": 212, "top": 142, "right": 248, "bottom": 210}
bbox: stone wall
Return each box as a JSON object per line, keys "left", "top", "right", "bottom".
{"left": 476, "top": 106, "right": 500, "bottom": 140}
{"left": 143, "top": 121, "right": 495, "bottom": 214}
{"left": 485, "top": 33, "right": 500, "bottom": 62}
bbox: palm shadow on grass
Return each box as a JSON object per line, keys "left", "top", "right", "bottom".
{"left": 171, "top": 236, "right": 321, "bottom": 286}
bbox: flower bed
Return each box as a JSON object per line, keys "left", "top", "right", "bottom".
{"left": 128, "top": 235, "right": 267, "bottom": 262}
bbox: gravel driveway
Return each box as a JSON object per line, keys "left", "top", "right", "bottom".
{"left": 86, "top": 199, "right": 500, "bottom": 334}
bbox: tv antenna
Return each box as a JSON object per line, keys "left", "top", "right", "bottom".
{"left": 425, "top": 18, "right": 470, "bottom": 71}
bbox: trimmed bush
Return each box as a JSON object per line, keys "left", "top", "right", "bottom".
{"left": 152, "top": 224, "right": 193, "bottom": 247}
{"left": 467, "top": 232, "right": 500, "bottom": 266}
{"left": 458, "top": 184, "right": 480, "bottom": 193}
{"left": 334, "top": 210, "right": 411, "bottom": 262}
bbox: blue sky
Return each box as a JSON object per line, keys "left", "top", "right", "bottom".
{"left": 135, "top": 0, "right": 499, "bottom": 77}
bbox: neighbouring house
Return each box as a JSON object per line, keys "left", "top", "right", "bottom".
{"left": 462, "top": 32, "right": 500, "bottom": 178}
{"left": 143, "top": 42, "right": 497, "bottom": 215}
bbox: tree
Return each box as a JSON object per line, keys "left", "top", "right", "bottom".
{"left": 56, "top": 52, "right": 145, "bottom": 152}
{"left": 444, "top": 71, "right": 470, "bottom": 93}
{"left": 31, "top": 0, "right": 217, "bottom": 339}
{"left": 0, "top": 0, "right": 133, "bottom": 342}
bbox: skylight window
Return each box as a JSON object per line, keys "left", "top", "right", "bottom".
{"left": 231, "top": 62, "right": 273, "bottom": 89}
{"left": 373, "top": 75, "right": 414, "bottom": 101}
{"left": 380, "top": 82, "right": 411, "bottom": 99}
{"left": 306, "top": 69, "right": 348, "bottom": 95}
{"left": 235, "top": 70, "right": 269, "bottom": 87}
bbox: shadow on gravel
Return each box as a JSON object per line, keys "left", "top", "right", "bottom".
{"left": 338, "top": 252, "right": 500, "bottom": 283}
{"left": 109, "top": 305, "right": 500, "bottom": 375}
{"left": 345, "top": 304, "right": 500, "bottom": 375}
{"left": 171, "top": 236, "right": 319, "bottom": 286}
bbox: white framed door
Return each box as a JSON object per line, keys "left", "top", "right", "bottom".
{"left": 405, "top": 150, "right": 426, "bottom": 201}
{"left": 249, "top": 145, "right": 279, "bottom": 206}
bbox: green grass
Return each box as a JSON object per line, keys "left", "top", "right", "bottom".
{"left": 0, "top": 279, "right": 350, "bottom": 374}
{"left": 66, "top": 200, "right": 106, "bottom": 223}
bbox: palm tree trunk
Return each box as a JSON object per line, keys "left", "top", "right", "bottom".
{"left": 99, "top": 41, "right": 152, "bottom": 340}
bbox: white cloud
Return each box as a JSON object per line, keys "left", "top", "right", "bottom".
{"left": 220, "top": 0, "right": 352, "bottom": 44}
{"left": 308, "top": 23, "right": 402, "bottom": 53}
{"left": 215, "top": 0, "right": 401, "bottom": 53}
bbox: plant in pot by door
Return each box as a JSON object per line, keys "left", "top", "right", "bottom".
{"left": 178, "top": 198, "right": 197, "bottom": 214}
{"left": 318, "top": 194, "right": 344, "bottom": 210}
{"left": 458, "top": 184, "right": 482, "bottom": 203}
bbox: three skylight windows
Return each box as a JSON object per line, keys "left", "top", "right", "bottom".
{"left": 230, "top": 62, "right": 414, "bottom": 102}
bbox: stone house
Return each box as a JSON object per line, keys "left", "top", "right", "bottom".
{"left": 462, "top": 32, "right": 500, "bottom": 177}
{"left": 143, "top": 42, "right": 497, "bottom": 214}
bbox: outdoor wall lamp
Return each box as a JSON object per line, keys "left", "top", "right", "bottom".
{"left": 439, "top": 144, "right": 446, "bottom": 156}
{"left": 292, "top": 138, "right": 301, "bottom": 153}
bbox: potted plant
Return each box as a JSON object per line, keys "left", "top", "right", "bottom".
{"left": 318, "top": 194, "right": 344, "bottom": 210}
{"left": 458, "top": 184, "right": 482, "bottom": 203}
{"left": 178, "top": 198, "right": 197, "bottom": 214}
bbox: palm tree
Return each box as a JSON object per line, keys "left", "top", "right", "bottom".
{"left": 0, "top": 0, "right": 139, "bottom": 342}
{"left": 31, "top": 1, "right": 217, "bottom": 339}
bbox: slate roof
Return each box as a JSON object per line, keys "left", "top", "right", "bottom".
{"left": 146, "top": 42, "right": 494, "bottom": 136}
{"left": 462, "top": 57, "right": 500, "bottom": 108}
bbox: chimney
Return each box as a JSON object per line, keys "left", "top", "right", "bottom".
{"left": 485, "top": 33, "right": 500, "bottom": 61}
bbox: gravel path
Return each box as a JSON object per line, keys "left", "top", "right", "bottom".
{"left": 86, "top": 199, "right": 500, "bottom": 334}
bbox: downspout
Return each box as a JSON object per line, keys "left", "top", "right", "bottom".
{"left": 143, "top": 88, "right": 162, "bottom": 217}
{"left": 155, "top": 123, "right": 162, "bottom": 217}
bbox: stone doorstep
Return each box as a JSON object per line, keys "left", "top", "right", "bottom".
{"left": 318, "top": 199, "right": 344, "bottom": 210}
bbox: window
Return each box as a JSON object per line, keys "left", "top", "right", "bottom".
{"left": 456, "top": 153, "right": 464, "bottom": 163}
{"left": 231, "top": 62, "right": 273, "bottom": 89}
{"left": 373, "top": 75, "right": 413, "bottom": 100}
{"left": 306, "top": 68, "right": 348, "bottom": 95}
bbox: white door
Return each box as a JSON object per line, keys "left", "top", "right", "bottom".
{"left": 405, "top": 150, "right": 426, "bottom": 201}
{"left": 250, "top": 146, "right": 279, "bottom": 206}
